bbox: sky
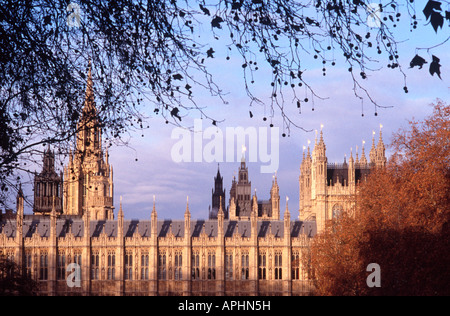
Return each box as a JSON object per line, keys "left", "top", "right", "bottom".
{"left": 109, "top": 13, "right": 449, "bottom": 221}
{"left": 17, "top": 3, "right": 450, "bottom": 221}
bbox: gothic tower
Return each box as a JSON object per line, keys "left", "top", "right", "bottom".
{"left": 229, "top": 150, "right": 252, "bottom": 219}
{"left": 269, "top": 174, "right": 280, "bottom": 220}
{"left": 376, "top": 127, "right": 387, "bottom": 168}
{"left": 299, "top": 126, "right": 387, "bottom": 233}
{"left": 299, "top": 145, "right": 312, "bottom": 221}
{"left": 311, "top": 128, "right": 327, "bottom": 230}
{"left": 63, "top": 61, "right": 114, "bottom": 220}
{"left": 210, "top": 164, "right": 227, "bottom": 220}
{"left": 33, "top": 146, "right": 63, "bottom": 214}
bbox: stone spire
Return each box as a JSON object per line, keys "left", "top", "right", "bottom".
{"left": 270, "top": 174, "right": 280, "bottom": 220}
{"left": 376, "top": 124, "right": 387, "bottom": 167}
{"left": 370, "top": 130, "right": 377, "bottom": 165}
{"left": 83, "top": 59, "right": 96, "bottom": 118}
{"left": 360, "top": 140, "right": 368, "bottom": 166}
{"left": 185, "top": 196, "right": 191, "bottom": 217}
{"left": 118, "top": 196, "right": 124, "bottom": 220}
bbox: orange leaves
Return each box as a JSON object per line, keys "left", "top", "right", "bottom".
{"left": 309, "top": 100, "right": 450, "bottom": 296}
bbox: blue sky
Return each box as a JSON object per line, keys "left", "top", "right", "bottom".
{"left": 18, "top": 3, "right": 450, "bottom": 220}
{"left": 109, "top": 10, "right": 449, "bottom": 220}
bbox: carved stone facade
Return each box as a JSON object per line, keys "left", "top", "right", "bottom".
{"left": 0, "top": 65, "right": 385, "bottom": 296}
{"left": 62, "top": 63, "right": 114, "bottom": 221}
{"left": 33, "top": 147, "right": 63, "bottom": 215}
{"left": 0, "top": 194, "right": 314, "bottom": 296}
{"left": 228, "top": 158, "right": 280, "bottom": 222}
{"left": 299, "top": 128, "right": 386, "bottom": 232}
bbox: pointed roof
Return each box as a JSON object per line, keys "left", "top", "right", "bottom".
{"left": 377, "top": 126, "right": 385, "bottom": 150}
{"left": 284, "top": 196, "right": 290, "bottom": 219}
{"left": 118, "top": 196, "right": 124, "bottom": 219}
{"left": 241, "top": 145, "right": 247, "bottom": 164}
{"left": 214, "top": 163, "right": 223, "bottom": 182}
{"left": 360, "top": 141, "right": 368, "bottom": 165}
{"left": 313, "top": 125, "right": 326, "bottom": 156}
{"left": 185, "top": 196, "right": 190, "bottom": 216}
{"left": 82, "top": 59, "right": 97, "bottom": 120}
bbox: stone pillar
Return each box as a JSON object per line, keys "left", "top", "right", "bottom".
{"left": 49, "top": 197, "right": 57, "bottom": 296}
{"left": 150, "top": 197, "right": 158, "bottom": 296}
{"left": 183, "top": 197, "right": 192, "bottom": 296}
{"left": 82, "top": 210, "right": 91, "bottom": 295}
{"left": 216, "top": 197, "right": 225, "bottom": 295}
{"left": 250, "top": 193, "right": 258, "bottom": 295}
{"left": 283, "top": 198, "right": 292, "bottom": 296}
{"left": 117, "top": 198, "right": 124, "bottom": 296}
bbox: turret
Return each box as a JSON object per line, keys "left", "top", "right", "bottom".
{"left": 376, "top": 125, "right": 387, "bottom": 168}
{"left": 118, "top": 196, "right": 124, "bottom": 239}
{"left": 50, "top": 196, "right": 57, "bottom": 239}
{"left": 299, "top": 142, "right": 312, "bottom": 220}
{"left": 251, "top": 191, "right": 258, "bottom": 238}
{"left": 64, "top": 60, "right": 114, "bottom": 220}
{"left": 348, "top": 148, "right": 355, "bottom": 188}
{"left": 360, "top": 141, "right": 368, "bottom": 166}
{"left": 218, "top": 196, "right": 224, "bottom": 239}
{"left": 312, "top": 126, "right": 327, "bottom": 197}
{"left": 270, "top": 174, "right": 280, "bottom": 220}
{"left": 151, "top": 195, "right": 158, "bottom": 238}
{"left": 184, "top": 196, "right": 191, "bottom": 235}
{"left": 16, "top": 186, "right": 24, "bottom": 238}
{"left": 284, "top": 197, "right": 291, "bottom": 235}
{"left": 370, "top": 131, "right": 377, "bottom": 166}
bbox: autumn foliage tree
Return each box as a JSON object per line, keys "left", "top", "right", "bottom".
{"left": 310, "top": 100, "right": 450, "bottom": 296}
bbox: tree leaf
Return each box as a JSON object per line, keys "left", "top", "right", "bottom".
{"left": 211, "top": 16, "right": 224, "bottom": 29}
{"left": 410, "top": 55, "right": 427, "bottom": 69}
{"left": 423, "top": 0, "right": 442, "bottom": 20}
{"left": 199, "top": 4, "right": 210, "bottom": 16}
{"left": 171, "top": 107, "right": 182, "bottom": 121}
{"left": 206, "top": 48, "right": 215, "bottom": 58}
{"left": 231, "top": 1, "right": 243, "bottom": 10}
{"left": 430, "top": 11, "right": 444, "bottom": 32}
{"left": 429, "top": 55, "right": 442, "bottom": 79}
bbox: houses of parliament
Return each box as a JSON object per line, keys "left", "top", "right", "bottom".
{"left": 0, "top": 66, "right": 386, "bottom": 296}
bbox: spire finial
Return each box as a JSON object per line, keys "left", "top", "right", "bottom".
{"left": 83, "top": 58, "right": 96, "bottom": 116}
{"left": 152, "top": 195, "right": 157, "bottom": 216}
{"left": 241, "top": 145, "right": 247, "bottom": 163}
{"left": 378, "top": 124, "right": 385, "bottom": 149}
{"left": 185, "top": 195, "right": 190, "bottom": 215}
{"left": 285, "top": 196, "right": 290, "bottom": 216}
{"left": 219, "top": 196, "right": 224, "bottom": 216}
{"left": 119, "top": 196, "right": 124, "bottom": 219}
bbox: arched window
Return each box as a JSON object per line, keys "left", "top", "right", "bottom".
{"left": 258, "top": 253, "right": 266, "bottom": 280}
{"left": 332, "top": 204, "right": 344, "bottom": 219}
{"left": 274, "top": 252, "right": 282, "bottom": 280}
